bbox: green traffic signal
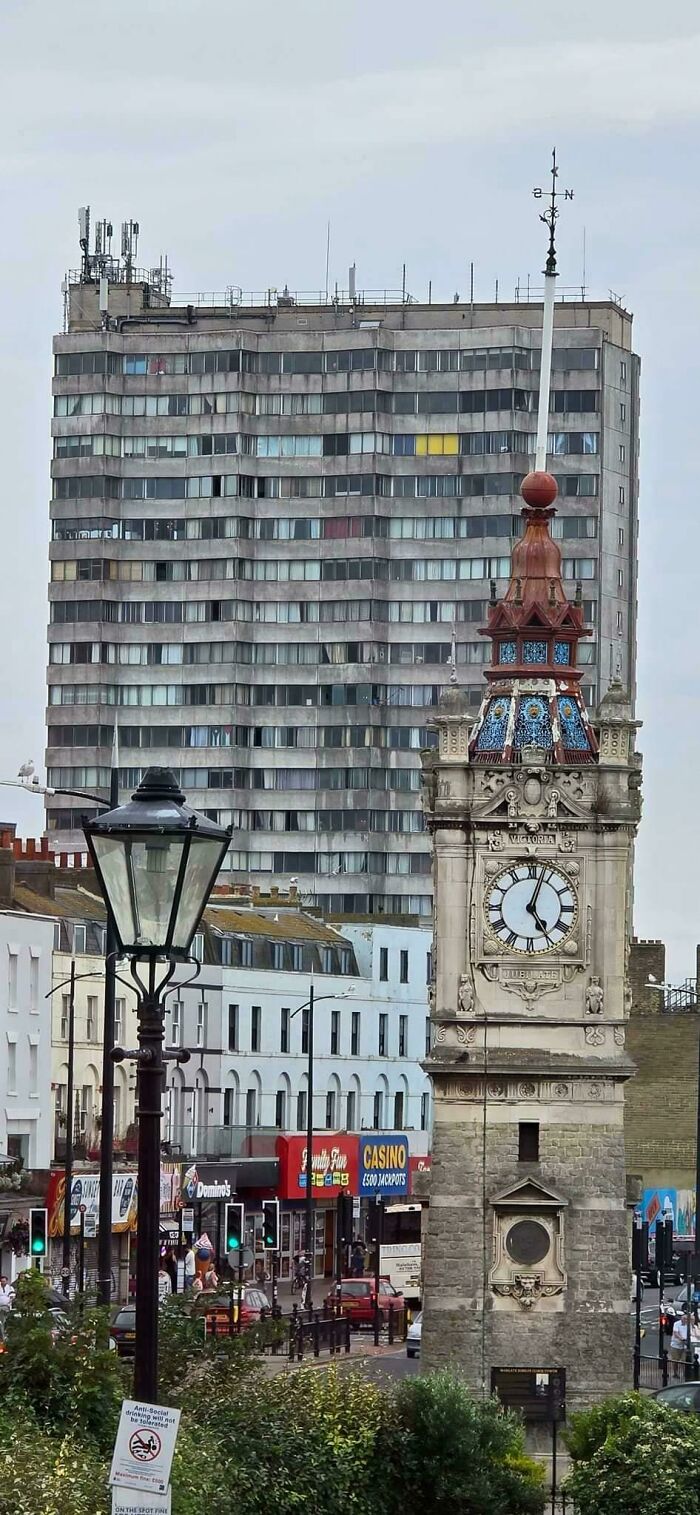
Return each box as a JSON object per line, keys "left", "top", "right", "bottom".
{"left": 225, "top": 1203, "right": 244, "bottom": 1254}
{"left": 29, "top": 1208, "right": 47, "bottom": 1257}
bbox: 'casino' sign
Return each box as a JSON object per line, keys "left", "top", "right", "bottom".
{"left": 358, "top": 1135, "right": 409, "bottom": 1196}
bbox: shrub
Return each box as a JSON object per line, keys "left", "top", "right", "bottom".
{"left": 0, "top": 1406, "right": 110, "bottom": 1515}
{"left": 0, "top": 1270, "right": 123, "bottom": 1450}
{"left": 377, "top": 1369, "right": 545, "bottom": 1515}
{"left": 565, "top": 1394, "right": 700, "bottom": 1515}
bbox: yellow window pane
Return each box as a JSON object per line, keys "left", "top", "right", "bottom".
{"left": 415, "top": 435, "right": 428, "bottom": 456}
{"left": 443, "top": 434, "right": 459, "bottom": 455}
{"left": 427, "top": 434, "right": 443, "bottom": 455}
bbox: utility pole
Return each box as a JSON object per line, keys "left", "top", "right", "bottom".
{"left": 62, "top": 959, "right": 76, "bottom": 1298}
{"left": 97, "top": 731, "right": 119, "bottom": 1306}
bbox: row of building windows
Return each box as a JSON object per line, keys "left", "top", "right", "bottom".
{"left": 51, "top": 437, "right": 599, "bottom": 498}
{"left": 43, "top": 602, "right": 593, "bottom": 696}
{"left": 53, "top": 388, "right": 600, "bottom": 439}
{"left": 48, "top": 600, "right": 600, "bottom": 666}
{"left": 48, "top": 723, "right": 440, "bottom": 753}
{"left": 46, "top": 765, "right": 425, "bottom": 793}
{"left": 49, "top": 553, "right": 595, "bottom": 617}
{"left": 50, "top": 474, "right": 600, "bottom": 527}
{"left": 47, "top": 487, "right": 603, "bottom": 548}
{"left": 50, "top": 514, "right": 597, "bottom": 568}
{"left": 54, "top": 344, "right": 601, "bottom": 380}
{"left": 223, "top": 850, "right": 433, "bottom": 876}
{"left": 46, "top": 805, "right": 426, "bottom": 835}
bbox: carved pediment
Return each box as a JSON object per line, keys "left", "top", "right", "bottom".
{"left": 490, "top": 1176, "right": 568, "bottom": 1210}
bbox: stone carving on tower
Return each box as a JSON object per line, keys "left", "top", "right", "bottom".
{"left": 419, "top": 229, "right": 642, "bottom": 1413}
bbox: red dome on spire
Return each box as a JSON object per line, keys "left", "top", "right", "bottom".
{"left": 520, "top": 470, "right": 558, "bottom": 508}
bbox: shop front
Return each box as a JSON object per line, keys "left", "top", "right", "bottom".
{"left": 275, "top": 1134, "right": 359, "bottom": 1279}
{"left": 178, "top": 1157, "right": 279, "bottom": 1277}
{"left": 45, "top": 1162, "right": 181, "bottom": 1300}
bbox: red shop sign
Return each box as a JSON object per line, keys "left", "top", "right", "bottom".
{"left": 409, "top": 1155, "right": 431, "bottom": 1193}
{"left": 276, "top": 1134, "right": 359, "bottom": 1200}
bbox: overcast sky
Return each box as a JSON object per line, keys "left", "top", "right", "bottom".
{"left": 0, "top": 0, "right": 697, "bottom": 975}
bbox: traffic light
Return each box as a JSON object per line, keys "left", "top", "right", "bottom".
{"left": 225, "top": 1202, "right": 244, "bottom": 1254}
{"left": 262, "top": 1199, "right": 279, "bottom": 1251}
{"left": 29, "top": 1208, "right": 48, "bottom": 1259}
{"left": 632, "top": 1217, "right": 649, "bottom": 1274}
{"left": 337, "top": 1192, "right": 353, "bottom": 1248}
{"left": 655, "top": 1216, "right": 674, "bottom": 1273}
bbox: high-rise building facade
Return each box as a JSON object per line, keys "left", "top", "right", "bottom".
{"left": 47, "top": 242, "right": 639, "bottom": 918}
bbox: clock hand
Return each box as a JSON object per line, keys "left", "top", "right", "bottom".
{"left": 527, "top": 865, "right": 547, "bottom": 914}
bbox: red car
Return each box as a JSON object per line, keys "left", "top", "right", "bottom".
{"left": 325, "top": 1277, "right": 404, "bottom": 1329}
{"left": 198, "top": 1287, "right": 271, "bottom": 1335}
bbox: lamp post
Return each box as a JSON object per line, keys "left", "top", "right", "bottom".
{"left": 289, "top": 984, "right": 350, "bottom": 1308}
{"left": 83, "top": 767, "right": 230, "bottom": 1403}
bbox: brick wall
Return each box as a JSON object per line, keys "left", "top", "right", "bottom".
{"left": 625, "top": 938, "right": 699, "bottom": 1185}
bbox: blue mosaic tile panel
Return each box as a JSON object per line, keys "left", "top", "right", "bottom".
{"left": 514, "top": 695, "right": 553, "bottom": 750}
{"left": 522, "top": 639, "right": 548, "bottom": 664}
{"left": 553, "top": 640, "right": 570, "bottom": 665}
{"left": 499, "top": 640, "right": 517, "bottom": 665}
{"left": 557, "top": 695, "right": 590, "bottom": 751}
{"left": 475, "top": 696, "right": 512, "bottom": 752}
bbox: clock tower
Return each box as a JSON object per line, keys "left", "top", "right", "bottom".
{"left": 420, "top": 461, "right": 642, "bottom": 1409}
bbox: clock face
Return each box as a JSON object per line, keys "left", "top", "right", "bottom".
{"left": 485, "top": 862, "right": 578, "bottom": 954}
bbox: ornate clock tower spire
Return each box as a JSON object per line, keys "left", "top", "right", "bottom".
{"left": 420, "top": 160, "right": 642, "bottom": 1416}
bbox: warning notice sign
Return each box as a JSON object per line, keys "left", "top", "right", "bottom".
{"left": 110, "top": 1400, "right": 181, "bottom": 1494}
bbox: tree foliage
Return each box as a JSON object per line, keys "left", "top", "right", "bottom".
{"left": 565, "top": 1392, "right": 700, "bottom": 1515}
{"left": 0, "top": 1282, "right": 545, "bottom": 1515}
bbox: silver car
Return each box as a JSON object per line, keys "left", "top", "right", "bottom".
{"left": 406, "top": 1310, "right": 422, "bottom": 1359}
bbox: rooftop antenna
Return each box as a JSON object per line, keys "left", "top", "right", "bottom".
{"left": 533, "top": 148, "right": 574, "bottom": 470}
{"left": 121, "top": 219, "right": 139, "bottom": 283}
{"left": 78, "top": 206, "right": 90, "bottom": 279}
{"left": 325, "top": 219, "right": 331, "bottom": 300}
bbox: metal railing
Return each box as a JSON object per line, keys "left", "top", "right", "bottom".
{"left": 165, "top": 1125, "right": 279, "bottom": 1160}
{"left": 289, "top": 1307, "right": 352, "bottom": 1361}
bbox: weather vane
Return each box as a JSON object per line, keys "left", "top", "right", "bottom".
{"left": 533, "top": 149, "right": 573, "bottom": 276}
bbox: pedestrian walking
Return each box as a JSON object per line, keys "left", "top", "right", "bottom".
{"left": 350, "top": 1242, "right": 365, "bottom": 1278}
{"left": 670, "top": 1307, "right": 691, "bottom": 1379}
{"left": 183, "top": 1243, "right": 196, "bottom": 1292}
{"left": 158, "top": 1265, "right": 172, "bottom": 1302}
{"left": 0, "top": 1276, "right": 14, "bottom": 1312}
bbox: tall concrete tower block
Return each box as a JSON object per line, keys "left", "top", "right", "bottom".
{"left": 420, "top": 465, "right": 642, "bottom": 1411}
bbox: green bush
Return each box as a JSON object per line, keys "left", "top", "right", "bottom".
{"left": 0, "top": 1270, "right": 123, "bottom": 1450}
{"left": 0, "top": 1406, "right": 110, "bottom": 1515}
{"left": 377, "top": 1370, "right": 545, "bottom": 1515}
{"left": 565, "top": 1394, "right": 700, "bottom": 1515}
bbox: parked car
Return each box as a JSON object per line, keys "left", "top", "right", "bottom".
{"left": 110, "top": 1304, "right": 136, "bottom": 1357}
{"left": 325, "top": 1278, "right": 404, "bottom": 1329}
{"left": 195, "top": 1288, "right": 271, "bottom": 1334}
{"left": 406, "top": 1310, "right": 422, "bottom": 1359}
{"left": 654, "top": 1382, "right": 700, "bottom": 1413}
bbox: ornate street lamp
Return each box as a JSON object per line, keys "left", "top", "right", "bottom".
{"left": 84, "top": 768, "right": 230, "bottom": 1402}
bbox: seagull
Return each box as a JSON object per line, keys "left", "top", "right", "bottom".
{"left": 17, "top": 760, "right": 34, "bottom": 780}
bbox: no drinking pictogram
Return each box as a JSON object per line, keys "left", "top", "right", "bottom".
{"left": 111, "top": 1399, "right": 181, "bottom": 1494}
{"left": 129, "top": 1428, "right": 162, "bottom": 1462}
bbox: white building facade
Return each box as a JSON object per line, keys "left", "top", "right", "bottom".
{"left": 163, "top": 917, "right": 432, "bottom": 1158}
{"left": 0, "top": 912, "right": 54, "bottom": 1169}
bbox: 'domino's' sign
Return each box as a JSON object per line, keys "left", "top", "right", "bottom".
{"left": 358, "top": 1135, "right": 409, "bottom": 1196}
